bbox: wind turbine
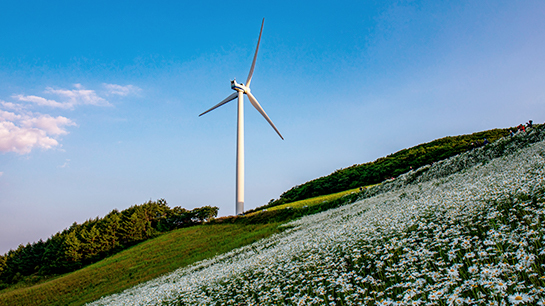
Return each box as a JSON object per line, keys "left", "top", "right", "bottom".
{"left": 199, "top": 18, "right": 283, "bottom": 215}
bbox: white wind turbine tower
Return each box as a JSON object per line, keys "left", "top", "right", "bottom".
{"left": 199, "top": 18, "right": 284, "bottom": 215}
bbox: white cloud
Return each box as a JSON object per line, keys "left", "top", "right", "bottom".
{"left": 13, "top": 84, "right": 110, "bottom": 109}
{"left": 0, "top": 109, "right": 22, "bottom": 122}
{"left": 12, "top": 94, "right": 72, "bottom": 109}
{"left": 0, "top": 107, "right": 75, "bottom": 154}
{"left": 45, "top": 84, "right": 111, "bottom": 107}
{"left": 1, "top": 82, "right": 139, "bottom": 154}
{"left": 22, "top": 114, "right": 76, "bottom": 135}
{"left": 0, "top": 121, "right": 59, "bottom": 154}
{"left": 1, "top": 101, "right": 26, "bottom": 111}
{"left": 59, "top": 159, "right": 70, "bottom": 168}
{"left": 103, "top": 83, "right": 142, "bottom": 96}
{"left": 12, "top": 83, "right": 139, "bottom": 110}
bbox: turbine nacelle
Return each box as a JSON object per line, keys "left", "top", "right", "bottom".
{"left": 231, "top": 79, "right": 249, "bottom": 93}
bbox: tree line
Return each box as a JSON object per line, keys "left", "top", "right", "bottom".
{"left": 252, "top": 128, "right": 512, "bottom": 211}
{"left": 0, "top": 200, "right": 218, "bottom": 288}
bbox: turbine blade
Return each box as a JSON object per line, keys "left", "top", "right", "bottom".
{"left": 246, "top": 91, "right": 284, "bottom": 140}
{"left": 199, "top": 92, "right": 238, "bottom": 116}
{"left": 246, "top": 18, "right": 264, "bottom": 88}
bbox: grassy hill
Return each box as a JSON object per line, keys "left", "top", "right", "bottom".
{"left": 0, "top": 125, "right": 540, "bottom": 305}
{"left": 0, "top": 223, "right": 282, "bottom": 306}
{"left": 88, "top": 124, "right": 545, "bottom": 305}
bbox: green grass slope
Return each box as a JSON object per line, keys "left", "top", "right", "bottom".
{"left": 245, "top": 185, "right": 376, "bottom": 216}
{"left": 0, "top": 223, "right": 282, "bottom": 306}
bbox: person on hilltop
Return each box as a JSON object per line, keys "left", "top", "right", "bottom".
{"left": 527, "top": 120, "right": 533, "bottom": 129}
{"left": 483, "top": 138, "right": 489, "bottom": 145}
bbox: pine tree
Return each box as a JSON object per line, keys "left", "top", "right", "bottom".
{"left": 100, "top": 209, "right": 122, "bottom": 254}
{"left": 60, "top": 231, "right": 82, "bottom": 271}
{"left": 40, "top": 233, "right": 63, "bottom": 275}
{"left": 79, "top": 225, "right": 101, "bottom": 264}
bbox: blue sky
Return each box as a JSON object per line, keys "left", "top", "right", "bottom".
{"left": 1, "top": 0, "right": 544, "bottom": 254}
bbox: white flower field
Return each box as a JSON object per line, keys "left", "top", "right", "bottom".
{"left": 89, "top": 127, "right": 545, "bottom": 305}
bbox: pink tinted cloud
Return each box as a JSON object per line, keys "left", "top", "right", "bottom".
{"left": 0, "top": 121, "right": 59, "bottom": 154}
{"left": 22, "top": 115, "right": 76, "bottom": 135}
{"left": 0, "top": 109, "right": 75, "bottom": 154}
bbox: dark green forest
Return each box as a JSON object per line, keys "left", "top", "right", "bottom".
{"left": 0, "top": 200, "right": 218, "bottom": 289}
{"left": 252, "top": 127, "right": 512, "bottom": 211}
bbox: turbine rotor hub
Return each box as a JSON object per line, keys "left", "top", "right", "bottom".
{"left": 231, "top": 79, "right": 248, "bottom": 93}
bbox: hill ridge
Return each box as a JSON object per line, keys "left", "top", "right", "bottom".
{"left": 254, "top": 127, "right": 512, "bottom": 211}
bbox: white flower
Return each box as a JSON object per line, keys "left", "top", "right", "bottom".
{"left": 508, "top": 292, "right": 531, "bottom": 304}
{"left": 468, "top": 265, "right": 479, "bottom": 274}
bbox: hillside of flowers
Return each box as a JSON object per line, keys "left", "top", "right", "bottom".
{"left": 89, "top": 126, "right": 545, "bottom": 306}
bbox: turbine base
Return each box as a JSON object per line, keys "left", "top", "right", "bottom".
{"left": 236, "top": 201, "right": 244, "bottom": 215}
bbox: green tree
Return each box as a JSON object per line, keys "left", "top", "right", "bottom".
{"left": 40, "top": 233, "right": 63, "bottom": 275}
{"left": 99, "top": 210, "right": 122, "bottom": 254}
{"left": 60, "top": 231, "right": 82, "bottom": 271}
{"left": 120, "top": 209, "right": 152, "bottom": 245}
{"left": 193, "top": 206, "right": 219, "bottom": 222}
{"left": 0, "top": 254, "right": 6, "bottom": 289}
{"left": 0, "top": 254, "right": 6, "bottom": 275}
{"left": 79, "top": 225, "right": 102, "bottom": 263}
{"left": 166, "top": 206, "right": 192, "bottom": 228}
